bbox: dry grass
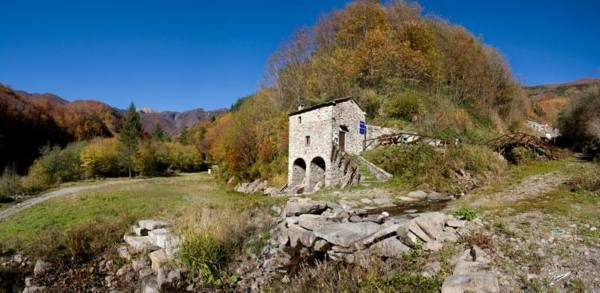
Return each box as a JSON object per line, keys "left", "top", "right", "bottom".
{"left": 462, "top": 231, "right": 494, "bottom": 250}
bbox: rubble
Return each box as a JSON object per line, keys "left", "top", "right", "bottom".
{"left": 237, "top": 198, "right": 468, "bottom": 290}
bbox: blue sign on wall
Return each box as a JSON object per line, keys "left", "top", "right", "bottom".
{"left": 359, "top": 121, "right": 366, "bottom": 134}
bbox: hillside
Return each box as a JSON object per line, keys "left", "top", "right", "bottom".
{"left": 525, "top": 78, "right": 600, "bottom": 123}
{"left": 1, "top": 84, "right": 222, "bottom": 173}
{"left": 200, "top": 0, "right": 528, "bottom": 182}
{"left": 0, "top": 85, "right": 71, "bottom": 173}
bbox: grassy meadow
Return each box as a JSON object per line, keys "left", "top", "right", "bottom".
{"left": 0, "top": 173, "right": 283, "bottom": 261}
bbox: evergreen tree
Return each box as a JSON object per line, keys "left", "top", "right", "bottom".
{"left": 152, "top": 123, "right": 165, "bottom": 141}
{"left": 178, "top": 127, "right": 189, "bottom": 145}
{"left": 120, "top": 102, "right": 142, "bottom": 177}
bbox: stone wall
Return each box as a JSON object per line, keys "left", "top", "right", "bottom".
{"left": 288, "top": 106, "right": 334, "bottom": 190}
{"left": 332, "top": 100, "right": 366, "bottom": 155}
{"left": 288, "top": 99, "right": 367, "bottom": 191}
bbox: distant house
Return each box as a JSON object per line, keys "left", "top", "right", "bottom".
{"left": 287, "top": 98, "right": 393, "bottom": 192}
{"left": 526, "top": 120, "right": 560, "bottom": 140}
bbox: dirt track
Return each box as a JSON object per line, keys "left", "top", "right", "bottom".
{"left": 0, "top": 179, "right": 142, "bottom": 221}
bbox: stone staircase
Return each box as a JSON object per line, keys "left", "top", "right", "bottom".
{"left": 330, "top": 145, "right": 361, "bottom": 188}
{"left": 330, "top": 146, "right": 393, "bottom": 188}
{"left": 354, "top": 155, "right": 393, "bottom": 183}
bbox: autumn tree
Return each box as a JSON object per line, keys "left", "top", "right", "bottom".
{"left": 119, "top": 102, "right": 142, "bottom": 177}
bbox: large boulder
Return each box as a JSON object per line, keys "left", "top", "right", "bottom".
{"left": 284, "top": 199, "right": 329, "bottom": 216}
{"left": 314, "top": 222, "right": 380, "bottom": 248}
{"left": 368, "top": 237, "right": 411, "bottom": 258}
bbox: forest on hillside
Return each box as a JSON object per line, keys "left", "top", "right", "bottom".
{"left": 198, "top": 0, "right": 529, "bottom": 183}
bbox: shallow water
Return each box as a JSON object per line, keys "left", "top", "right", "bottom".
{"left": 366, "top": 199, "right": 450, "bottom": 216}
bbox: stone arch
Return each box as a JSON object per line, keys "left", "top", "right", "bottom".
{"left": 309, "top": 156, "right": 326, "bottom": 191}
{"left": 291, "top": 158, "right": 306, "bottom": 187}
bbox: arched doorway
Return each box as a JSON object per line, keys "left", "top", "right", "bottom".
{"left": 309, "top": 157, "right": 326, "bottom": 191}
{"left": 291, "top": 158, "right": 306, "bottom": 187}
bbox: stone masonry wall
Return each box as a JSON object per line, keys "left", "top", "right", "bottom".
{"left": 288, "top": 99, "right": 367, "bottom": 191}
{"left": 288, "top": 106, "right": 334, "bottom": 190}
{"left": 333, "top": 100, "right": 366, "bottom": 155}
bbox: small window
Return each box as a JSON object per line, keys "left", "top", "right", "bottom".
{"left": 305, "top": 136, "right": 310, "bottom": 146}
{"left": 298, "top": 116, "right": 302, "bottom": 124}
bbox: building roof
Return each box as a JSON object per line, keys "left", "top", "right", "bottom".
{"left": 288, "top": 97, "right": 363, "bottom": 116}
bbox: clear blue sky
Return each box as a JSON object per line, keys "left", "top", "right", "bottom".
{"left": 1, "top": 0, "right": 598, "bottom": 111}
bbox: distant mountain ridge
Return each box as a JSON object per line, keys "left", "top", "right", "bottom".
{"left": 13, "top": 88, "right": 224, "bottom": 136}
{"left": 137, "top": 108, "right": 225, "bottom": 134}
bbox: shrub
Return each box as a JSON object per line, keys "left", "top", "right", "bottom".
{"left": 0, "top": 167, "right": 21, "bottom": 201}
{"left": 22, "top": 142, "right": 86, "bottom": 192}
{"left": 452, "top": 206, "right": 477, "bottom": 221}
{"left": 31, "top": 216, "right": 130, "bottom": 264}
{"left": 384, "top": 91, "right": 424, "bottom": 122}
{"left": 507, "top": 147, "right": 536, "bottom": 165}
{"left": 557, "top": 86, "right": 600, "bottom": 159}
{"left": 179, "top": 231, "right": 226, "bottom": 286}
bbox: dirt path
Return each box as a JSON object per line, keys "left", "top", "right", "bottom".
{"left": 0, "top": 179, "right": 143, "bottom": 221}
{"left": 469, "top": 171, "right": 569, "bottom": 207}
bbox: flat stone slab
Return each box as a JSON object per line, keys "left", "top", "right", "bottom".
{"left": 124, "top": 235, "right": 159, "bottom": 252}
{"left": 297, "top": 214, "right": 328, "bottom": 231}
{"left": 407, "top": 190, "right": 428, "bottom": 199}
{"left": 442, "top": 272, "right": 499, "bottom": 293}
{"left": 148, "top": 228, "right": 170, "bottom": 248}
{"left": 397, "top": 196, "right": 419, "bottom": 202}
{"left": 314, "top": 222, "right": 380, "bottom": 247}
{"left": 359, "top": 224, "right": 401, "bottom": 248}
{"left": 138, "top": 220, "right": 169, "bottom": 231}
{"left": 284, "top": 199, "right": 329, "bottom": 216}
{"left": 369, "top": 237, "right": 410, "bottom": 258}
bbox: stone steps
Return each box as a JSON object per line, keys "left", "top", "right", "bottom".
{"left": 117, "top": 219, "right": 182, "bottom": 292}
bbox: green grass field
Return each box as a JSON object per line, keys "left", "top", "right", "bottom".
{"left": 0, "top": 173, "right": 283, "bottom": 253}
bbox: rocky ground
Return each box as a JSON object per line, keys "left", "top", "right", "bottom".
{"left": 2, "top": 161, "right": 598, "bottom": 292}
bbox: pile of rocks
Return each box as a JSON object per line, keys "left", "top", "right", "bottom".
{"left": 235, "top": 179, "right": 282, "bottom": 195}
{"left": 237, "top": 198, "right": 467, "bottom": 289}
{"left": 116, "top": 219, "right": 182, "bottom": 292}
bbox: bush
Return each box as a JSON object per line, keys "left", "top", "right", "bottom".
{"left": 507, "top": 147, "right": 536, "bottom": 165}
{"left": 384, "top": 91, "right": 424, "bottom": 122}
{"left": 0, "top": 167, "right": 21, "bottom": 201}
{"left": 32, "top": 216, "right": 130, "bottom": 264}
{"left": 22, "top": 142, "right": 86, "bottom": 192}
{"left": 452, "top": 206, "right": 478, "bottom": 221}
{"left": 179, "top": 231, "right": 226, "bottom": 286}
{"left": 557, "top": 86, "right": 600, "bottom": 159}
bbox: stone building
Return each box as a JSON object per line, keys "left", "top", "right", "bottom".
{"left": 287, "top": 98, "right": 370, "bottom": 192}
